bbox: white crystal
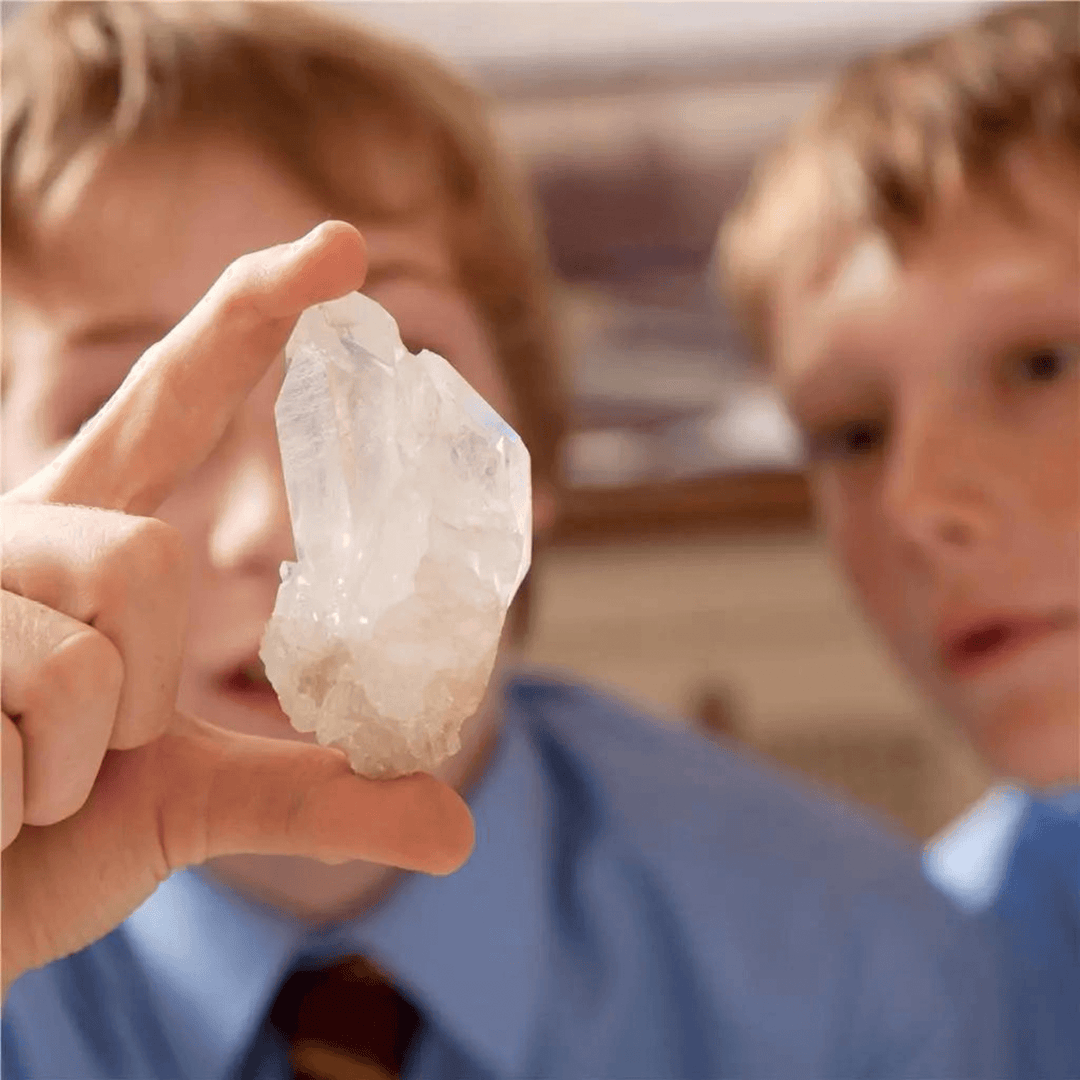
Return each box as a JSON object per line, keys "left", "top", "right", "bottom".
{"left": 260, "top": 292, "right": 531, "bottom": 777}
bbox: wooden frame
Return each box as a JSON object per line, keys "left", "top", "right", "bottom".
{"left": 551, "top": 470, "right": 815, "bottom": 546}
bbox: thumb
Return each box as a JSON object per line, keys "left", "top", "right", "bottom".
{"left": 0, "top": 716, "right": 474, "bottom": 988}
{"left": 158, "top": 714, "right": 476, "bottom": 875}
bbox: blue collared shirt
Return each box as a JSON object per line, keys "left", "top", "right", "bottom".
{"left": 4, "top": 674, "right": 1011, "bottom": 1079}
{"left": 925, "top": 783, "right": 1080, "bottom": 1079}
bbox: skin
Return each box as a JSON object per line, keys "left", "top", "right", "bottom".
{"left": 773, "top": 152, "right": 1079, "bottom": 787}
{"left": 2, "top": 136, "right": 547, "bottom": 940}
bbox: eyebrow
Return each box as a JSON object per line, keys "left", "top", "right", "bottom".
{"left": 59, "top": 261, "right": 459, "bottom": 351}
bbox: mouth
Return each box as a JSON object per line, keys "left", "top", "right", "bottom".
{"left": 942, "top": 611, "right": 1078, "bottom": 679}
{"left": 218, "top": 655, "right": 281, "bottom": 707}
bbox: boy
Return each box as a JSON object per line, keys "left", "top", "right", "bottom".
{"left": 718, "top": 2, "right": 1079, "bottom": 1075}
{"left": 2, "top": 3, "right": 1014, "bottom": 1078}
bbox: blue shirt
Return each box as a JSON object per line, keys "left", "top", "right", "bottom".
{"left": 4, "top": 674, "right": 1011, "bottom": 1079}
{"left": 925, "top": 783, "right": 1080, "bottom": 1078}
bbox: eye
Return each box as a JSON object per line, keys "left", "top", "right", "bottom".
{"left": 1010, "top": 342, "right": 1079, "bottom": 385}
{"left": 807, "top": 419, "right": 888, "bottom": 463}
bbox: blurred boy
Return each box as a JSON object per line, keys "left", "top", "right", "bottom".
{"left": 2, "top": 3, "right": 1014, "bottom": 1078}
{"left": 718, "top": 2, "right": 1079, "bottom": 1074}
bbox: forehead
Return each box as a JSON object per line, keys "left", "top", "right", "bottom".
{"left": 8, "top": 135, "right": 457, "bottom": 331}
{"left": 773, "top": 161, "right": 1080, "bottom": 401}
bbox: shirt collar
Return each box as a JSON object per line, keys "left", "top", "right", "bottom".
{"left": 345, "top": 704, "right": 550, "bottom": 1076}
{"left": 123, "top": 697, "right": 551, "bottom": 1080}
{"left": 923, "top": 781, "right": 1031, "bottom": 913}
{"left": 123, "top": 862, "right": 306, "bottom": 1080}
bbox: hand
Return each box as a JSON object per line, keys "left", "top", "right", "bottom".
{"left": 1, "top": 222, "right": 475, "bottom": 994}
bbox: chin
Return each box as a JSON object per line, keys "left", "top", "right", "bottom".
{"left": 970, "top": 689, "right": 1079, "bottom": 787}
{"left": 985, "top": 726, "right": 1080, "bottom": 787}
{"left": 205, "top": 851, "right": 402, "bottom": 924}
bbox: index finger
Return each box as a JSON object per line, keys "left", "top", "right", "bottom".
{"left": 16, "top": 221, "right": 366, "bottom": 516}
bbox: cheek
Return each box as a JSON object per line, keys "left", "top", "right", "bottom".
{"left": 430, "top": 318, "right": 514, "bottom": 424}
{"left": 815, "top": 474, "right": 907, "bottom": 637}
{"left": 451, "top": 326, "right": 516, "bottom": 425}
{"left": 0, "top": 412, "right": 60, "bottom": 491}
{"left": 1, "top": 370, "right": 58, "bottom": 490}
{"left": 368, "top": 281, "right": 518, "bottom": 428}
{"left": 1025, "top": 399, "right": 1080, "bottom": 529}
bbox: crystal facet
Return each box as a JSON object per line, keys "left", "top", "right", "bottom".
{"left": 260, "top": 292, "right": 531, "bottom": 777}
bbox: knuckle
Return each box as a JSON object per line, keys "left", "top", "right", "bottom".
{"left": 47, "top": 629, "right": 124, "bottom": 710}
{"left": 132, "top": 517, "right": 190, "bottom": 584}
{"left": 212, "top": 253, "right": 267, "bottom": 323}
{"left": 26, "top": 774, "right": 93, "bottom": 828}
{"left": 19, "top": 626, "right": 123, "bottom": 738}
{"left": 103, "top": 517, "right": 190, "bottom": 602}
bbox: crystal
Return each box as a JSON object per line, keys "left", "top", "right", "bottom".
{"left": 260, "top": 292, "right": 531, "bottom": 777}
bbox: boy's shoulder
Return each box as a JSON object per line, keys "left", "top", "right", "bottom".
{"left": 506, "top": 669, "right": 942, "bottom": 898}
{"left": 1, "top": 921, "right": 179, "bottom": 1080}
{"left": 501, "top": 670, "right": 1007, "bottom": 1076}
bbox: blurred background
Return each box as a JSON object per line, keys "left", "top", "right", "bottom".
{"left": 340, "top": 1, "right": 998, "bottom": 842}
{"left": 0, "top": 0, "right": 997, "bottom": 840}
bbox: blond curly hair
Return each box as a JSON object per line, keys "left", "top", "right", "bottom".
{"left": 717, "top": 2, "right": 1080, "bottom": 360}
{"left": 2, "top": 0, "right": 568, "bottom": 490}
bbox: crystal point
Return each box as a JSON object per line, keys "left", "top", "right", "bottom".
{"left": 260, "top": 292, "right": 531, "bottom": 777}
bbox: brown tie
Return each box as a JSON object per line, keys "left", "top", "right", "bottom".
{"left": 269, "top": 956, "right": 422, "bottom": 1080}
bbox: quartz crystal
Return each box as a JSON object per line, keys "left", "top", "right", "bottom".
{"left": 260, "top": 292, "right": 531, "bottom": 777}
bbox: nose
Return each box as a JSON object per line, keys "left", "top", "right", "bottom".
{"left": 883, "top": 401, "right": 1003, "bottom": 560}
{"left": 207, "top": 422, "right": 295, "bottom": 577}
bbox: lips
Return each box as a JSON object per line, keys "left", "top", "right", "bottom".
{"left": 219, "top": 655, "right": 280, "bottom": 705}
{"left": 940, "top": 612, "right": 1077, "bottom": 678}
